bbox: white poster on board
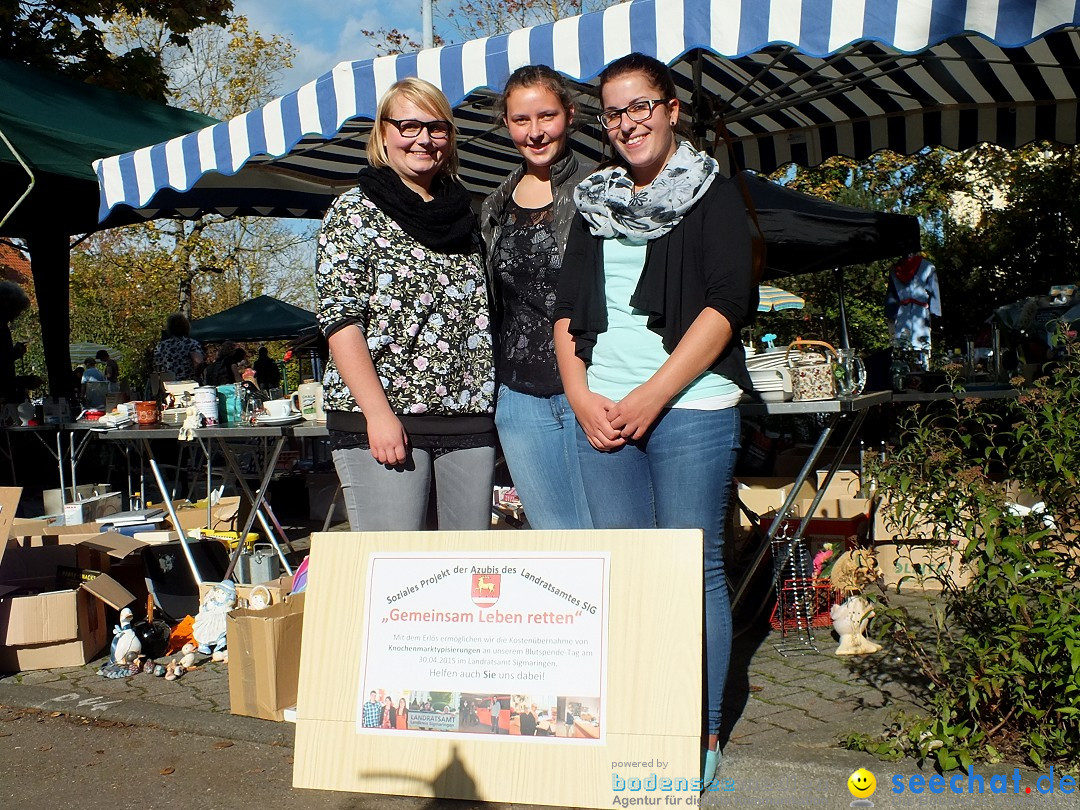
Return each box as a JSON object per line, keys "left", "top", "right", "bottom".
{"left": 356, "top": 551, "right": 610, "bottom": 743}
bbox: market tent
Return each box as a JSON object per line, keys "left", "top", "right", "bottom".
{"left": 189, "top": 295, "right": 317, "bottom": 342}
{"left": 68, "top": 342, "right": 123, "bottom": 364}
{"left": 96, "top": 0, "right": 1080, "bottom": 228}
{"left": 0, "top": 59, "right": 217, "bottom": 395}
{"left": 740, "top": 173, "right": 918, "bottom": 277}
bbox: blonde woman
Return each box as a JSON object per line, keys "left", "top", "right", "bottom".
{"left": 316, "top": 78, "right": 496, "bottom": 530}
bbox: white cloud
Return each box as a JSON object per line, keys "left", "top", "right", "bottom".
{"left": 232, "top": 0, "right": 418, "bottom": 90}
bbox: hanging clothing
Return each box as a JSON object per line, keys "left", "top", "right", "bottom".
{"left": 885, "top": 256, "right": 940, "bottom": 367}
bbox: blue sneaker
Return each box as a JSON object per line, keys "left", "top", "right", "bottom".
{"left": 701, "top": 744, "right": 722, "bottom": 792}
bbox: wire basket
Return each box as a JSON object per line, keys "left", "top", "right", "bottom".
{"left": 769, "top": 577, "right": 840, "bottom": 630}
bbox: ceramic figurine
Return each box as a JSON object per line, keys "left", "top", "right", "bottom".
{"left": 192, "top": 580, "right": 237, "bottom": 658}
{"left": 111, "top": 607, "right": 142, "bottom": 664}
{"left": 831, "top": 595, "right": 883, "bottom": 655}
{"left": 179, "top": 643, "right": 197, "bottom": 669}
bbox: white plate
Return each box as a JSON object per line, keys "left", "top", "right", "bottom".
{"left": 759, "top": 390, "right": 793, "bottom": 402}
{"left": 746, "top": 356, "right": 789, "bottom": 370}
{"left": 255, "top": 414, "right": 303, "bottom": 426}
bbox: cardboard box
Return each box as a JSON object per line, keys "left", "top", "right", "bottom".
{"left": 773, "top": 445, "right": 861, "bottom": 479}
{"left": 200, "top": 574, "right": 292, "bottom": 609}
{"left": 62, "top": 491, "right": 122, "bottom": 525}
{"left": 160, "top": 495, "right": 243, "bottom": 536}
{"left": 761, "top": 497, "right": 871, "bottom": 558}
{"left": 0, "top": 488, "right": 138, "bottom": 670}
{"left": 815, "top": 470, "right": 864, "bottom": 501}
{"left": 43, "top": 483, "right": 111, "bottom": 517}
{"left": 730, "top": 476, "right": 818, "bottom": 547}
{"left": 227, "top": 591, "right": 304, "bottom": 721}
{"left": 876, "top": 541, "right": 972, "bottom": 590}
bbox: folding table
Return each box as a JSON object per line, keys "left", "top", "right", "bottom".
{"left": 731, "top": 391, "right": 890, "bottom": 653}
{"left": 89, "top": 422, "right": 296, "bottom": 583}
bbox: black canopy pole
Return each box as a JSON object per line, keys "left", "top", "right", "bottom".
{"left": 26, "top": 228, "right": 72, "bottom": 399}
{"left": 835, "top": 266, "right": 851, "bottom": 349}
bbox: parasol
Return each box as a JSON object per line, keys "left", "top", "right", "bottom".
{"left": 757, "top": 285, "right": 805, "bottom": 313}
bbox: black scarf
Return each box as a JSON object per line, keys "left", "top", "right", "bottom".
{"left": 355, "top": 166, "right": 477, "bottom": 254}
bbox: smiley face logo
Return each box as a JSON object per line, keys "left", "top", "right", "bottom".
{"left": 847, "top": 768, "right": 876, "bottom": 798}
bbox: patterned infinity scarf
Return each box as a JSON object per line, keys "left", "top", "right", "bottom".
{"left": 573, "top": 141, "right": 718, "bottom": 241}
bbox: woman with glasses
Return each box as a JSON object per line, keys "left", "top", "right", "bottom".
{"left": 316, "top": 77, "right": 496, "bottom": 531}
{"left": 554, "top": 53, "right": 756, "bottom": 789}
{"left": 480, "top": 65, "right": 592, "bottom": 529}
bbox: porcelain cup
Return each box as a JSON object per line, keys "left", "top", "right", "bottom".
{"left": 263, "top": 398, "right": 296, "bottom": 419}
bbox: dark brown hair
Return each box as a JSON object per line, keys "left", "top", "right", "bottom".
{"left": 494, "top": 64, "right": 575, "bottom": 122}
{"left": 596, "top": 53, "right": 685, "bottom": 170}
{"left": 598, "top": 52, "right": 678, "bottom": 105}
{"left": 165, "top": 312, "right": 191, "bottom": 338}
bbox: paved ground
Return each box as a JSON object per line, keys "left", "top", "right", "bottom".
{"left": 1, "top": 524, "right": 1070, "bottom": 808}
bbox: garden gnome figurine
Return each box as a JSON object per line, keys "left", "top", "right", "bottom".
{"left": 192, "top": 580, "right": 237, "bottom": 659}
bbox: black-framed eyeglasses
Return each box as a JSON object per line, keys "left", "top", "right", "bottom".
{"left": 597, "top": 98, "right": 671, "bottom": 130}
{"left": 383, "top": 117, "right": 452, "bottom": 139}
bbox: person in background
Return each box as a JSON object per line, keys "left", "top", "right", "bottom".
{"left": 229, "top": 346, "right": 250, "bottom": 383}
{"left": 480, "top": 65, "right": 593, "bottom": 530}
{"left": 0, "top": 281, "right": 42, "bottom": 403}
{"left": 362, "top": 690, "right": 381, "bottom": 728}
{"left": 253, "top": 346, "right": 281, "bottom": 390}
{"left": 518, "top": 703, "right": 538, "bottom": 736}
{"left": 554, "top": 53, "right": 756, "bottom": 790}
{"left": 316, "top": 77, "right": 495, "bottom": 532}
{"left": 153, "top": 313, "right": 205, "bottom": 382}
{"left": 81, "top": 357, "right": 106, "bottom": 383}
{"left": 95, "top": 349, "right": 119, "bottom": 383}
{"left": 396, "top": 697, "right": 409, "bottom": 729}
{"left": 380, "top": 696, "right": 396, "bottom": 729}
{"left": 203, "top": 340, "right": 238, "bottom": 386}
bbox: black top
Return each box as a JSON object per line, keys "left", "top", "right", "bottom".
{"left": 253, "top": 356, "right": 281, "bottom": 389}
{"left": 554, "top": 175, "right": 758, "bottom": 393}
{"left": 493, "top": 198, "right": 563, "bottom": 396}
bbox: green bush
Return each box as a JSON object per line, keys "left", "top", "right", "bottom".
{"left": 853, "top": 340, "right": 1080, "bottom": 771}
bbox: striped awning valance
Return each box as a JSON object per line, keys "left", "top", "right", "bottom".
{"left": 95, "top": 0, "right": 1080, "bottom": 226}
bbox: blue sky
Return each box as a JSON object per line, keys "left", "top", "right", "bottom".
{"left": 233, "top": 0, "right": 424, "bottom": 88}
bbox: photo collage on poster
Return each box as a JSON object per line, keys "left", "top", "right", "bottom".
{"left": 359, "top": 689, "right": 601, "bottom": 740}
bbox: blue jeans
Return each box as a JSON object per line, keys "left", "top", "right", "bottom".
{"left": 575, "top": 406, "right": 740, "bottom": 734}
{"left": 494, "top": 385, "right": 592, "bottom": 529}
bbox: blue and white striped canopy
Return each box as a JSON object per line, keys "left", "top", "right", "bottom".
{"left": 96, "top": 0, "right": 1080, "bottom": 226}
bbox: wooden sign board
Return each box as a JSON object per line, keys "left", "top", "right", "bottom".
{"left": 293, "top": 530, "right": 703, "bottom": 808}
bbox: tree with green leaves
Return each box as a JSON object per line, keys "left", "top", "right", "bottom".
{"left": 0, "top": 0, "right": 232, "bottom": 101}
{"left": 87, "top": 13, "right": 313, "bottom": 325}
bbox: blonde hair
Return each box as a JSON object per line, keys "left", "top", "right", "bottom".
{"left": 367, "top": 77, "right": 459, "bottom": 177}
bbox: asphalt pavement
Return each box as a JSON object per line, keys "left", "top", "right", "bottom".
{"left": 1, "top": 574, "right": 1071, "bottom": 808}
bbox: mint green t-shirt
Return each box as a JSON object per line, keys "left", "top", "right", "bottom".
{"left": 587, "top": 238, "right": 740, "bottom": 407}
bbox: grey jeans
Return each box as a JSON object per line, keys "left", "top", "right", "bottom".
{"left": 331, "top": 445, "right": 495, "bottom": 531}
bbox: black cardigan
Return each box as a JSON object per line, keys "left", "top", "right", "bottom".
{"left": 553, "top": 175, "right": 758, "bottom": 392}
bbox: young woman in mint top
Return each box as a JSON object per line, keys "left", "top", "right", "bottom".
{"left": 553, "top": 53, "right": 757, "bottom": 789}
{"left": 480, "top": 65, "right": 592, "bottom": 529}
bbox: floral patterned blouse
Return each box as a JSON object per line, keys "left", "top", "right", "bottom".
{"left": 315, "top": 186, "right": 495, "bottom": 421}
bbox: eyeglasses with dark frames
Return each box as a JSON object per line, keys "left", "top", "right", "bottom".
{"left": 596, "top": 98, "right": 671, "bottom": 130}
{"left": 383, "top": 117, "right": 453, "bottom": 139}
